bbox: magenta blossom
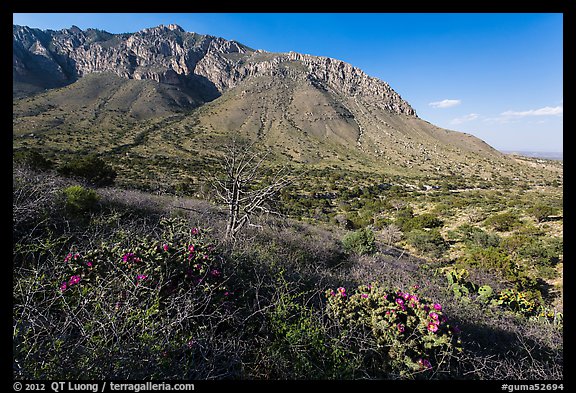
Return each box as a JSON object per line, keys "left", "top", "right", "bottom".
{"left": 68, "top": 275, "right": 81, "bottom": 286}
{"left": 418, "top": 358, "right": 432, "bottom": 370}
{"left": 60, "top": 282, "right": 68, "bottom": 292}
{"left": 433, "top": 303, "right": 442, "bottom": 311}
{"left": 188, "top": 245, "right": 195, "bottom": 253}
{"left": 210, "top": 269, "right": 221, "bottom": 278}
{"left": 361, "top": 293, "right": 369, "bottom": 299}
{"left": 397, "top": 323, "right": 405, "bottom": 333}
{"left": 336, "top": 287, "right": 347, "bottom": 297}
{"left": 136, "top": 274, "right": 148, "bottom": 281}
{"left": 162, "top": 244, "right": 169, "bottom": 252}
{"left": 429, "top": 312, "right": 439, "bottom": 320}
{"left": 64, "top": 253, "right": 80, "bottom": 263}
{"left": 427, "top": 322, "right": 438, "bottom": 333}
{"left": 86, "top": 261, "right": 93, "bottom": 267}
{"left": 191, "top": 228, "right": 200, "bottom": 236}
{"left": 122, "top": 253, "right": 141, "bottom": 263}
{"left": 396, "top": 298, "right": 404, "bottom": 306}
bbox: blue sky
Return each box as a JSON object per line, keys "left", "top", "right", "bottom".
{"left": 13, "top": 13, "right": 563, "bottom": 152}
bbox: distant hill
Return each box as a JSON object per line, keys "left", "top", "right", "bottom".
{"left": 502, "top": 151, "right": 563, "bottom": 161}
{"left": 12, "top": 24, "right": 562, "bottom": 183}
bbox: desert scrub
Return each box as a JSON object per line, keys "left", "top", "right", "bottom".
{"left": 263, "top": 277, "right": 362, "bottom": 379}
{"left": 325, "top": 283, "right": 462, "bottom": 378}
{"left": 342, "top": 227, "right": 376, "bottom": 255}
{"left": 13, "top": 149, "right": 53, "bottom": 170}
{"left": 58, "top": 154, "right": 117, "bottom": 186}
{"left": 406, "top": 228, "right": 448, "bottom": 259}
{"left": 484, "top": 211, "right": 521, "bottom": 232}
{"left": 62, "top": 185, "right": 100, "bottom": 217}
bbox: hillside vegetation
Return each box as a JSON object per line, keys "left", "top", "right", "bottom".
{"left": 13, "top": 152, "right": 563, "bottom": 380}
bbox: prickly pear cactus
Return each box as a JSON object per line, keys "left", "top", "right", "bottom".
{"left": 477, "top": 285, "right": 493, "bottom": 303}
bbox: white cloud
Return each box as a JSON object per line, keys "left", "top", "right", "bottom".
{"left": 429, "top": 99, "right": 461, "bottom": 109}
{"left": 450, "top": 113, "right": 479, "bottom": 125}
{"left": 501, "top": 106, "right": 563, "bottom": 117}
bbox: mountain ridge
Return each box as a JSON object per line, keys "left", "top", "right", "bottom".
{"left": 12, "top": 23, "right": 415, "bottom": 117}
{"left": 13, "top": 23, "right": 561, "bottom": 185}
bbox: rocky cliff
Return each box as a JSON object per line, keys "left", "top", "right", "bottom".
{"left": 13, "top": 24, "right": 415, "bottom": 116}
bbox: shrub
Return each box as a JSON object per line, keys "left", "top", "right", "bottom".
{"left": 406, "top": 229, "right": 447, "bottom": 258}
{"left": 527, "top": 204, "right": 557, "bottom": 223}
{"left": 14, "top": 217, "right": 233, "bottom": 379}
{"left": 484, "top": 211, "right": 520, "bottom": 232}
{"left": 395, "top": 206, "right": 415, "bottom": 232}
{"left": 459, "top": 246, "right": 514, "bottom": 276}
{"left": 456, "top": 224, "right": 500, "bottom": 248}
{"left": 63, "top": 185, "right": 100, "bottom": 216}
{"left": 58, "top": 155, "right": 117, "bottom": 186}
{"left": 412, "top": 213, "right": 443, "bottom": 229}
{"left": 266, "top": 279, "right": 361, "bottom": 378}
{"left": 325, "top": 283, "right": 462, "bottom": 378}
{"left": 13, "top": 149, "right": 53, "bottom": 170}
{"left": 342, "top": 228, "right": 376, "bottom": 255}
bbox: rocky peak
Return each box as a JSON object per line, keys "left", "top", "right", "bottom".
{"left": 13, "top": 23, "right": 416, "bottom": 116}
{"left": 167, "top": 24, "right": 184, "bottom": 32}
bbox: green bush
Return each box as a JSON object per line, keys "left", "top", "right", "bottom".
{"left": 406, "top": 229, "right": 447, "bottom": 258}
{"left": 63, "top": 185, "right": 100, "bottom": 216}
{"left": 459, "top": 246, "right": 514, "bottom": 276}
{"left": 342, "top": 228, "right": 376, "bottom": 255}
{"left": 14, "top": 149, "right": 53, "bottom": 170}
{"left": 58, "top": 155, "right": 117, "bottom": 186}
{"left": 412, "top": 213, "right": 444, "bottom": 229}
{"left": 456, "top": 224, "right": 500, "bottom": 248}
{"left": 395, "top": 206, "right": 415, "bottom": 232}
{"left": 267, "top": 279, "right": 361, "bottom": 378}
{"left": 484, "top": 212, "right": 520, "bottom": 232}
{"left": 527, "top": 204, "right": 557, "bottom": 223}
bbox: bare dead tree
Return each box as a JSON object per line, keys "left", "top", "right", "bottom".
{"left": 211, "top": 140, "right": 293, "bottom": 242}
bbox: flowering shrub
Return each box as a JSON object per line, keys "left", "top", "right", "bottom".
{"left": 57, "top": 219, "right": 230, "bottom": 303}
{"left": 13, "top": 217, "right": 241, "bottom": 379}
{"left": 325, "top": 283, "right": 462, "bottom": 377}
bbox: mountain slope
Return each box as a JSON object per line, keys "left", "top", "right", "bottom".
{"left": 13, "top": 23, "right": 558, "bottom": 183}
